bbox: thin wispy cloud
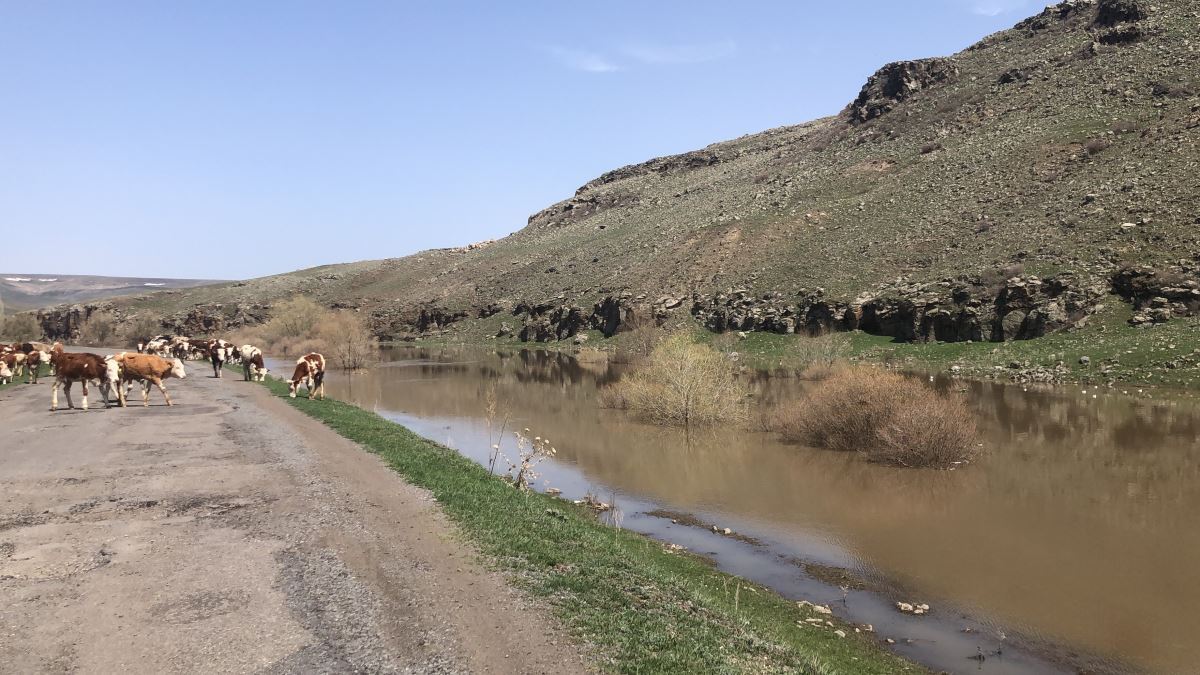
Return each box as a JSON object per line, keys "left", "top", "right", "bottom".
{"left": 542, "top": 39, "right": 735, "bottom": 73}
{"left": 619, "top": 40, "right": 737, "bottom": 65}
{"left": 543, "top": 46, "right": 620, "bottom": 73}
{"left": 964, "top": 0, "right": 1034, "bottom": 17}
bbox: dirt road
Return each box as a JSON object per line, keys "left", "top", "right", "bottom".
{"left": 0, "top": 366, "right": 587, "bottom": 674}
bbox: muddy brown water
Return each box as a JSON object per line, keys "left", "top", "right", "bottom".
{"left": 269, "top": 347, "right": 1200, "bottom": 674}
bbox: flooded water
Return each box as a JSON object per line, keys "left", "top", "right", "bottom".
{"left": 281, "top": 347, "right": 1200, "bottom": 674}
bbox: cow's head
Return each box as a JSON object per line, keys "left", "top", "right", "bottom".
{"left": 288, "top": 378, "right": 300, "bottom": 398}
{"left": 103, "top": 356, "right": 122, "bottom": 383}
{"left": 170, "top": 358, "right": 187, "bottom": 379}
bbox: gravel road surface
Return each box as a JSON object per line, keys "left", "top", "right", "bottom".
{"left": 0, "top": 364, "right": 587, "bottom": 674}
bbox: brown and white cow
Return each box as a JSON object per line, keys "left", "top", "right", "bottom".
{"left": 143, "top": 336, "right": 173, "bottom": 357}
{"left": 1, "top": 352, "right": 26, "bottom": 381}
{"left": 208, "top": 339, "right": 234, "bottom": 378}
{"left": 288, "top": 353, "right": 326, "bottom": 399}
{"left": 239, "top": 345, "right": 268, "bottom": 381}
{"left": 49, "top": 351, "right": 112, "bottom": 411}
{"left": 113, "top": 352, "right": 187, "bottom": 407}
{"left": 25, "top": 349, "right": 51, "bottom": 384}
{"left": 0, "top": 359, "right": 12, "bottom": 385}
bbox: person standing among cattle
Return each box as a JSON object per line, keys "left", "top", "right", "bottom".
{"left": 288, "top": 353, "right": 326, "bottom": 399}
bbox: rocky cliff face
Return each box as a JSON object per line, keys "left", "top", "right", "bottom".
{"left": 36, "top": 301, "right": 269, "bottom": 342}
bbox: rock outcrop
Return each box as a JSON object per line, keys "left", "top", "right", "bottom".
{"left": 847, "top": 58, "right": 959, "bottom": 123}
{"left": 1093, "top": 0, "right": 1146, "bottom": 27}
{"left": 1111, "top": 265, "right": 1200, "bottom": 326}
{"left": 35, "top": 301, "right": 268, "bottom": 341}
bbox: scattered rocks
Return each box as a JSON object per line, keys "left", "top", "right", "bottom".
{"left": 896, "top": 602, "right": 931, "bottom": 615}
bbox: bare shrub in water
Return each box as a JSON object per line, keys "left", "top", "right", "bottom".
{"left": 786, "top": 332, "right": 851, "bottom": 378}
{"left": 612, "top": 311, "right": 664, "bottom": 364}
{"left": 774, "top": 367, "right": 977, "bottom": 468}
{"left": 605, "top": 334, "right": 749, "bottom": 427}
{"left": 318, "top": 310, "right": 379, "bottom": 370}
{"left": 255, "top": 296, "right": 331, "bottom": 356}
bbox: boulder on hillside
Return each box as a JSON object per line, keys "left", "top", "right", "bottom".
{"left": 1093, "top": 0, "right": 1146, "bottom": 27}
{"left": 847, "top": 58, "right": 959, "bottom": 123}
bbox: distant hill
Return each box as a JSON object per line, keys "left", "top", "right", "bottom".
{"left": 36, "top": 0, "right": 1200, "bottom": 344}
{"left": 1, "top": 274, "right": 223, "bottom": 312}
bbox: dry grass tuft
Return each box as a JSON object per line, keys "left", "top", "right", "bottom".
{"left": 773, "top": 367, "right": 978, "bottom": 468}
{"left": 603, "top": 333, "right": 749, "bottom": 427}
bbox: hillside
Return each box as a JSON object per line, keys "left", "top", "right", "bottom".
{"left": 39, "top": 0, "right": 1200, "bottom": 350}
{"left": 2, "top": 274, "right": 222, "bottom": 313}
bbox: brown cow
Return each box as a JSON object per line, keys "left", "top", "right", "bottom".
{"left": 49, "top": 351, "right": 112, "bottom": 411}
{"left": 113, "top": 353, "right": 188, "bottom": 407}
{"left": 288, "top": 353, "right": 326, "bottom": 399}
{"left": 25, "top": 349, "right": 51, "bottom": 384}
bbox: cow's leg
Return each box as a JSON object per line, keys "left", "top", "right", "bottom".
{"left": 64, "top": 381, "right": 74, "bottom": 409}
{"left": 50, "top": 379, "right": 59, "bottom": 411}
{"left": 243, "top": 363, "right": 250, "bottom": 381}
{"left": 81, "top": 380, "right": 89, "bottom": 411}
{"left": 156, "top": 379, "right": 173, "bottom": 406}
{"left": 141, "top": 382, "right": 151, "bottom": 407}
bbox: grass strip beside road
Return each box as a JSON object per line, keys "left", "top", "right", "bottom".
{"left": 257, "top": 376, "right": 920, "bottom": 674}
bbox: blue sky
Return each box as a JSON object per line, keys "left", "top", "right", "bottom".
{"left": 0, "top": 0, "right": 1040, "bottom": 279}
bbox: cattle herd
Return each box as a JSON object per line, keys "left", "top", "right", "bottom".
{"left": 0, "top": 335, "right": 327, "bottom": 412}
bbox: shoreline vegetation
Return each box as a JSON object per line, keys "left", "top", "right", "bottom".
{"left": 398, "top": 298, "right": 1200, "bottom": 393}
{"left": 250, "top": 372, "right": 922, "bottom": 674}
